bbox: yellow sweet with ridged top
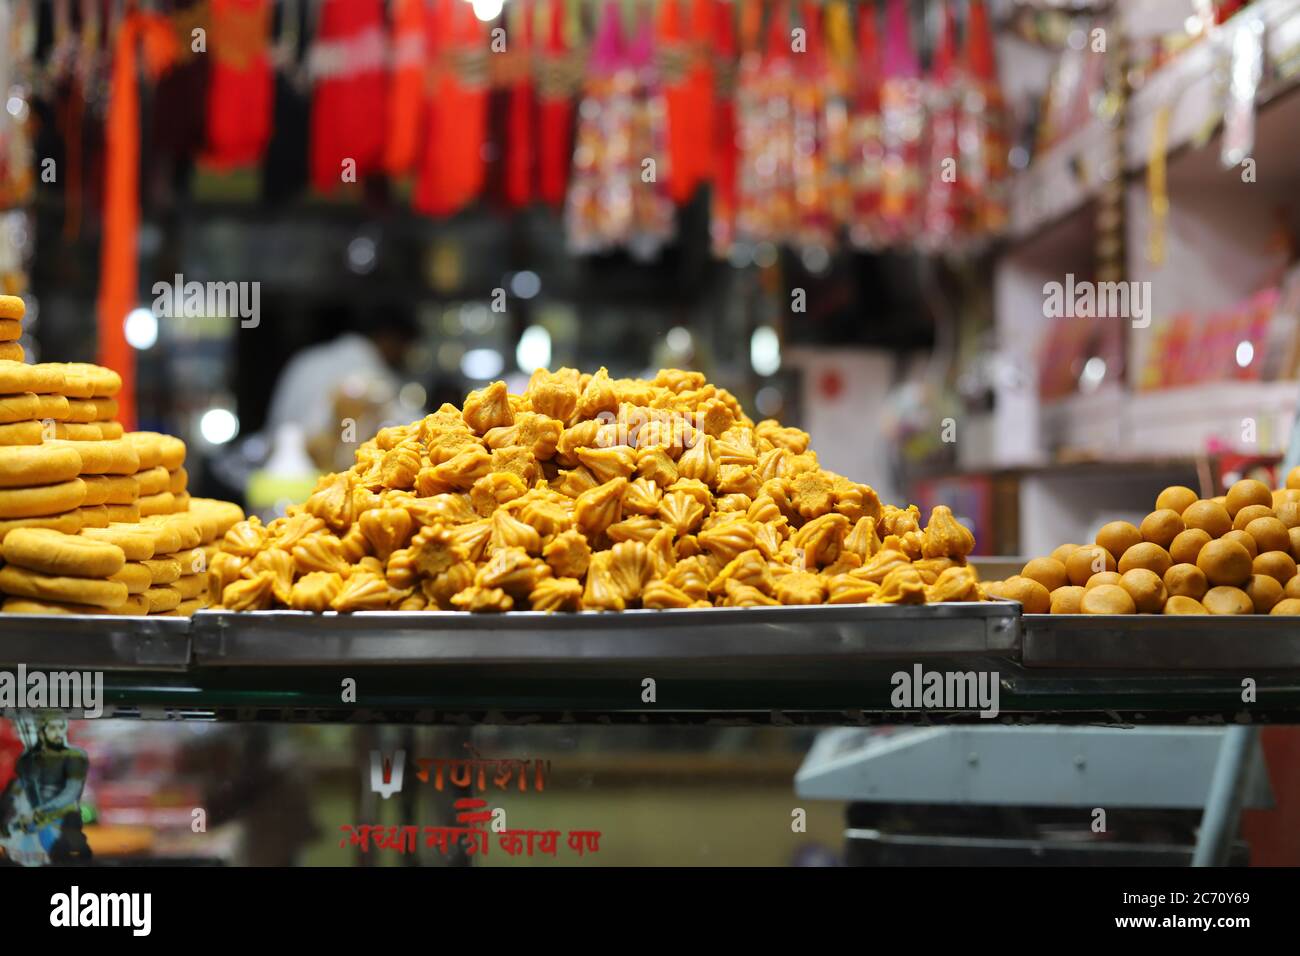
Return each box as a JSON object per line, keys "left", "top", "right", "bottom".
{"left": 530, "top": 576, "right": 583, "bottom": 612}
{"left": 209, "top": 369, "right": 987, "bottom": 611}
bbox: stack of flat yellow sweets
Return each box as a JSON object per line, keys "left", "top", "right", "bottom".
{"left": 0, "top": 362, "right": 88, "bottom": 538}
{"left": 0, "top": 296, "right": 25, "bottom": 362}
{"left": 0, "top": 294, "right": 244, "bottom": 615}
{"left": 159, "top": 501, "right": 229, "bottom": 615}
{"left": 125, "top": 431, "right": 187, "bottom": 518}
{"left": 46, "top": 366, "right": 141, "bottom": 530}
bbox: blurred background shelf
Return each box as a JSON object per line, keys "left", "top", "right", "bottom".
{"left": 1124, "top": 0, "right": 1300, "bottom": 174}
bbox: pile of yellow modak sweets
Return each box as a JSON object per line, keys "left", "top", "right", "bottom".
{"left": 209, "top": 369, "right": 982, "bottom": 612}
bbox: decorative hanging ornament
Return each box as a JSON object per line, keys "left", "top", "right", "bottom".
{"left": 414, "top": 0, "right": 488, "bottom": 216}
{"left": 536, "top": 0, "right": 576, "bottom": 209}
{"left": 920, "top": 0, "right": 964, "bottom": 250}
{"left": 503, "top": 0, "right": 536, "bottom": 209}
{"left": 657, "top": 0, "right": 710, "bottom": 206}
{"left": 308, "top": 0, "right": 387, "bottom": 194}
{"left": 565, "top": 0, "right": 674, "bottom": 258}
{"left": 385, "top": 0, "right": 427, "bottom": 177}
{"left": 878, "top": 0, "right": 923, "bottom": 244}
{"left": 961, "top": 0, "right": 1009, "bottom": 237}
{"left": 822, "top": 0, "right": 855, "bottom": 234}
{"left": 709, "top": 0, "right": 740, "bottom": 256}
{"left": 205, "top": 0, "right": 274, "bottom": 169}
{"left": 792, "top": 1, "right": 833, "bottom": 251}
{"left": 735, "top": 0, "right": 797, "bottom": 248}
{"left": 848, "top": 0, "right": 885, "bottom": 250}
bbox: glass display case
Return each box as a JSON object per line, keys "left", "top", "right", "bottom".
{"left": 4, "top": 601, "right": 1296, "bottom": 869}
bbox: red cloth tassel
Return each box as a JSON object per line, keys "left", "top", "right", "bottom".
{"left": 448, "top": 4, "right": 488, "bottom": 209}
{"left": 310, "top": 0, "right": 387, "bottom": 194}
{"left": 965, "top": 0, "right": 997, "bottom": 84}
{"left": 921, "top": 0, "right": 964, "bottom": 246}
{"left": 537, "top": 0, "right": 572, "bottom": 209}
{"left": 764, "top": 0, "right": 791, "bottom": 62}
{"left": 658, "top": 0, "right": 706, "bottom": 205}
{"left": 415, "top": 0, "right": 487, "bottom": 216}
{"left": 850, "top": 0, "right": 883, "bottom": 246}
{"left": 709, "top": 0, "right": 737, "bottom": 255}
{"left": 685, "top": 0, "right": 715, "bottom": 193}
{"left": 385, "top": 0, "right": 427, "bottom": 177}
{"left": 963, "top": 0, "right": 1008, "bottom": 234}
{"left": 415, "top": 0, "right": 455, "bottom": 215}
{"left": 504, "top": 0, "right": 535, "bottom": 208}
{"left": 204, "top": 0, "right": 273, "bottom": 169}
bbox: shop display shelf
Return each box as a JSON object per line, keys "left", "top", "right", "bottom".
{"left": 1124, "top": 0, "right": 1300, "bottom": 175}
{"left": 4, "top": 605, "right": 1300, "bottom": 723}
{"left": 1009, "top": 0, "right": 1300, "bottom": 244}
{"left": 0, "top": 614, "right": 191, "bottom": 672}
{"left": 1007, "top": 117, "right": 1110, "bottom": 243}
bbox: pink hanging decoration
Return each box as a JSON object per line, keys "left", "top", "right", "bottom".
{"left": 792, "top": 2, "right": 833, "bottom": 250}
{"left": 878, "top": 0, "right": 923, "bottom": 243}
{"left": 735, "top": 0, "right": 797, "bottom": 248}
{"left": 848, "top": 0, "right": 885, "bottom": 249}
{"left": 822, "top": 0, "right": 857, "bottom": 237}
{"left": 565, "top": 2, "right": 675, "bottom": 258}
{"left": 920, "top": 0, "right": 965, "bottom": 248}
{"left": 961, "top": 0, "right": 1009, "bottom": 236}
{"left": 709, "top": 0, "right": 740, "bottom": 256}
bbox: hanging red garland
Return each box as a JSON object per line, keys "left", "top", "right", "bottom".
{"left": 793, "top": 1, "right": 832, "bottom": 249}
{"left": 657, "top": 0, "right": 709, "bottom": 205}
{"left": 385, "top": 0, "right": 427, "bottom": 177}
{"left": 921, "top": 0, "right": 964, "bottom": 248}
{"left": 849, "top": 0, "right": 885, "bottom": 249}
{"left": 504, "top": 0, "right": 536, "bottom": 209}
{"left": 962, "top": 0, "right": 1009, "bottom": 236}
{"left": 415, "top": 0, "right": 488, "bottom": 216}
{"left": 709, "top": 0, "right": 738, "bottom": 255}
{"left": 536, "top": 0, "right": 574, "bottom": 209}
{"left": 878, "top": 0, "right": 923, "bottom": 243}
{"left": 204, "top": 0, "right": 273, "bottom": 169}
{"left": 309, "top": 0, "right": 387, "bottom": 194}
{"left": 685, "top": 0, "right": 716, "bottom": 198}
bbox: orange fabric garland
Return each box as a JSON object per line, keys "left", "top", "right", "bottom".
{"left": 98, "top": 12, "right": 178, "bottom": 432}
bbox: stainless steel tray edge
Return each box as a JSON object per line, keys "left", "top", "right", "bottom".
{"left": 191, "top": 602, "right": 1021, "bottom": 667}
{"left": 0, "top": 614, "right": 192, "bottom": 671}
{"left": 1022, "top": 613, "right": 1300, "bottom": 670}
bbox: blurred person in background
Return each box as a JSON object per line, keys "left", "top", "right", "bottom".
{"left": 265, "top": 306, "right": 422, "bottom": 473}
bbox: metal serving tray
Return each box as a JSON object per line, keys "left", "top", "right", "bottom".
{"left": 191, "top": 602, "right": 1018, "bottom": 668}
{"left": 1022, "top": 613, "right": 1300, "bottom": 670}
{"left": 0, "top": 614, "right": 192, "bottom": 671}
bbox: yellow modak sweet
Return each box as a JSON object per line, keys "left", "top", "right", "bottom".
{"left": 209, "top": 369, "right": 983, "bottom": 612}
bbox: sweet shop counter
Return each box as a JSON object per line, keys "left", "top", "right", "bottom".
{"left": 4, "top": 603, "right": 1300, "bottom": 724}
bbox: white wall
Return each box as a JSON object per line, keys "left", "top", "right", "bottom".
{"left": 785, "top": 346, "right": 901, "bottom": 506}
